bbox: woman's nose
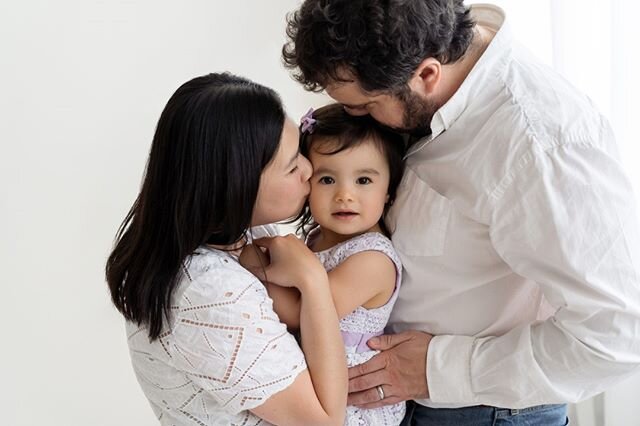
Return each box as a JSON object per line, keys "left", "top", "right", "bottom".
{"left": 300, "top": 155, "right": 313, "bottom": 182}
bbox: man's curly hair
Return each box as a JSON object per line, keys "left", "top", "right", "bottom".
{"left": 282, "top": 0, "right": 475, "bottom": 93}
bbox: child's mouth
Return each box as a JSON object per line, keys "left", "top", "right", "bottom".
{"left": 332, "top": 211, "right": 358, "bottom": 219}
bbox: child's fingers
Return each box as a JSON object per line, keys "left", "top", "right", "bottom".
{"left": 251, "top": 236, "right": 274, "bottom": 249}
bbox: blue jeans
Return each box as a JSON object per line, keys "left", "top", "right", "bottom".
{"left": 400, "top": 400, "right": 568, "bottom": 426}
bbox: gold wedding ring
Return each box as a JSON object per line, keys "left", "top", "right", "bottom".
{"left": 376, "top": 385, "right": 385, "bottom": 400}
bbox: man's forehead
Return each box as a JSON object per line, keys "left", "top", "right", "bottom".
{"left": 326, "top": 79, "right": 377, "bottom": 103}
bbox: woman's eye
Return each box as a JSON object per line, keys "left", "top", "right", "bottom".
{"left": 357, "top": 177, "right": 372, "bottom": 184}
{"left": 319, "top": 176, "right": 334, "bottom": 184}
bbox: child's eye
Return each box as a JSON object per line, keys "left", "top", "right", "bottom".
{"left": 289, "top": 166, "right": 299, "bottom": 174}
{"left": 357, "top": 177, "right": 372, "bottom": 185}
{"left": 319, "top": 176, "right": 335, "bottom": 184}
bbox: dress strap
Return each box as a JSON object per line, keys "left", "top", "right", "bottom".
{"left": 341, "top": 330, "right": 384, "bottom": 353}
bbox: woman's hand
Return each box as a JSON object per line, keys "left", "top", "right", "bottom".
{"left": 252, "top": 235, "right": 326, "bottom": 290}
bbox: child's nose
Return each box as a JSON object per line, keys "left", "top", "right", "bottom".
{"left": 334, "top": 187, "right": 354, "bottom": 203}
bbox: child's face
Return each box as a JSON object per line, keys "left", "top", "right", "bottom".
{"left": 308, "top": 137, "right": 390, "bottom": 237}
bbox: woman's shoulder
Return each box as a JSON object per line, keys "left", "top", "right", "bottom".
{"left": 173, "top": 246, "right": 269, "bottom": 313}
{"left": 184, "top": 246, "right": 250, "bottom": 282}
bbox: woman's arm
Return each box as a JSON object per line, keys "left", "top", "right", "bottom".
{"left": 248, "top": 235, "right": 347, "bottom": 426}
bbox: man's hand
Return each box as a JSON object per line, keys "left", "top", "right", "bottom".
{"left": 347, "top": 330, "right": 432, "bottom": 409}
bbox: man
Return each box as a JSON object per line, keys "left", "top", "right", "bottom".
{"left": 283, "top": 1, "right": 640, "bottom": 425}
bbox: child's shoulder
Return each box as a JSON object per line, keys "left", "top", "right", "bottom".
{"left": 341, "top": 232, "right": 401, "bottom": 267}
{"left": 351, "top": 231, "right": 392, "bottom": 244}
{"left": 346, "top": 231, "right": 394, "bottom": 250}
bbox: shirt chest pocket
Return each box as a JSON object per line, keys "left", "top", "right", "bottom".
{"left": 385, "top": 168, "right": 451, "bottom": 257}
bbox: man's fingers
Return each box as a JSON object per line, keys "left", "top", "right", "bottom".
{"left": 352, "top": 395, "right": 406, "bottom": 410}
{"left": 367, "top": 330, "right": 416, "bottom": 351}
{"left": 347, "top": 387, "right": 386, "bottom": 407}
{"left": 348, "top": 368, "right": 388, "bottom": 393}
{"left": 348, "top": 353, "right": 387, "bottom": 379}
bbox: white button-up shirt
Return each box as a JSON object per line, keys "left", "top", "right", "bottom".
{"left": 386, "top": 4, "right": 640, "bottom": 409}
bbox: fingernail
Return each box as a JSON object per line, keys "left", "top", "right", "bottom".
{"left": 368, "top": 337, "right": 379, "bottom": 347}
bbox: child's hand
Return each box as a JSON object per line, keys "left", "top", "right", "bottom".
{"left": 239, "top": 243, "right": 270, "bottom": 280}
{"left": 252, "top": 235, "right": 326, "bottom": 290}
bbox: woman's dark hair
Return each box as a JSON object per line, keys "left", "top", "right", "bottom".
{"left": 297, "top": 103, "right": 405, "bottom": 237}
{"left": 282, "top": 0, "right": 475, "bottom": 93}
{"left": 106, "top": 72, "right": 285, "bottom": 340}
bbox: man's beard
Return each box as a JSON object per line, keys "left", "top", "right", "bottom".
{"left": 394, "top": 86, "right": 438, "bottom": 139}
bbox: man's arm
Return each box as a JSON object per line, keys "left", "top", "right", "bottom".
{"left": 427, "top": 142, "right": 640, "bottom": 407}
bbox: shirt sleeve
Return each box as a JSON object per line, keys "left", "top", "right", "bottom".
{"left": 250, "top": 224, "right": 281, "bottom": 239}
{"left": 170, "top": 267, "right": 307, "bottom": 415}
{"left": 427, "top": 140, "right": 640, "bottom": 407}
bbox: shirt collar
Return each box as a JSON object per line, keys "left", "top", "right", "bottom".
{"left": 406, "top": 4, "right": 509, "bottom": 158}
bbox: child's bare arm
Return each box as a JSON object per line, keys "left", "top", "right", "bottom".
{"left": 326, "top": 251, "right": 396, "bottom": 318}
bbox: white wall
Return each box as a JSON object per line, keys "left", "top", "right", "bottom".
{"left": 2, "top": 1, "right": 639, "bottom": 425}
{"left": 0, "top": 1, "right": 324, "bottom": 425}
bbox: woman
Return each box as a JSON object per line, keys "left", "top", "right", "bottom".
{"left": 106, "top": 72, "right": 347, "bottom": 425}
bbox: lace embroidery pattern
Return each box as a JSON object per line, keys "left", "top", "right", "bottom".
{"left": 127, "top": 246, "right": 306, "bottom": 426}
{"left": 311, "top": 231, "right": 406, "bottom": 425}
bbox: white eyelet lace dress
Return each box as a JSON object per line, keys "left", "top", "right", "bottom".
{"left": 310, "top": 230, "right": 406, "bottom": 425}
{"left": 126, "top": 226, "right": 308, "bottom": 425}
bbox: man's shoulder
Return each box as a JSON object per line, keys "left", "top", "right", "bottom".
{"left": 502, "top": 48, "right": 606, "bottom": 149}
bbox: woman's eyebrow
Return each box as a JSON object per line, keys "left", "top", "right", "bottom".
{"left": 285, "top": 149, "right": 300, "bottom": 169}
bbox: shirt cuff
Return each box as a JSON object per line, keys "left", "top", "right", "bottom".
{"left": 427, "top": 334, "right": 476, "bottom": 404}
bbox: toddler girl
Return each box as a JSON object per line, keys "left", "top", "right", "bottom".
{"left": 242, "top": 103, "right": 406, "bottom": 425}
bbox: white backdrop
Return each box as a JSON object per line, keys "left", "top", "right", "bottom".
{"left": 1, "top": 1, "right": 638, "bottom": 425}
{"left": 0, "top": 1, "right": 324, "bottom": 425}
